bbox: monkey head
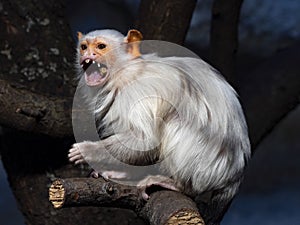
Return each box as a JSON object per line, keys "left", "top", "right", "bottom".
{"left": 76, "top": 29, "right": 143, "bottom": 86}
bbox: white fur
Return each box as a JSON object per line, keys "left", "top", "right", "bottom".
{"left": 73, "top": 30, "right": 251, "bottom": 223}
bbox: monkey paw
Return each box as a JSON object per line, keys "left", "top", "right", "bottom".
{"left": 68, "top": 141, "right": 97, "bottom": 165}
{"left": 89, "top": 169, "right": 128, "bottom": 180}
{"left": 68, "top": 143, "right": 85, "bottom": 164}
{"left": 137, "top": 175, "right": 182, "bottom": 200}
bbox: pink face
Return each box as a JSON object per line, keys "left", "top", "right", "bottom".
{"left": 78, "top": 36, "right": 110, "bottom": 86}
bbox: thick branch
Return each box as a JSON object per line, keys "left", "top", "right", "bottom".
{"left": 49, "top": 178, "right": 205, "bottom": 225}
{"left": 0, "top": 79, "right": 72, "bottom": 137}
{"left": 238, "top": 43, "right": 300, "bottom": 149}
{"left": 135, "top": 0, "right": 197, "bottom": 45}
{"left": 210, "top": 0, "right": 244, "bottom": 83}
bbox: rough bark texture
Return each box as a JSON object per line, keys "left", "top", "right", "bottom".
{"left": 210, "top": 0, "right": 244, "bottom": 83}
{"left": 0, "top": 0, "right": 76, "bottom": 96}
{"left": 141, "top": 191, "right": 204, "bottom": 225}
{"left": 135, "top": 0, "right": 197, "bottom": 45}
{"left": 48, "top": 178, "right": 204, "bottom": 225}
{"left": 238, "top": 43, "right": 300, "bottom": 149}
{"left": 0, "top": 79, "right": 72, "bottom": 137}
{"left": 49, "top": 178, "right": 143, "bottom": 210}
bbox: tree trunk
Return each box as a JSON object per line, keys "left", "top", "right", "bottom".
{"left": 135, "top": 0, "right": 197, "bottom": 45}
{"left": 0, "top": 0, "right": 75, "bottom": 96}
{"left": 238, "top": 43, "right": 300, "bottom": 149}
{"left": 0, "top": 79, "right": 72, "bottom": 137}
{"left": 209, "top": 0, "right": 244, "bottom": 83}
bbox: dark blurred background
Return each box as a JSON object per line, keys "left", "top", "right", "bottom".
{"left": 0, "top": 0, "right": 299, "bottom": 224}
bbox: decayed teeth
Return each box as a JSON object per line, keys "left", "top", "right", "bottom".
{"left": 100, "top": 67, "right": 107, "bottom": 74}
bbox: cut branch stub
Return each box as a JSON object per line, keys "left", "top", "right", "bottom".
{"left": 141, "top": 190, "right": 205, "bottom": 225}
{"left": 167, "top": 210, "right": 204, "bottom": 225}
{"left": 49, "top": 180, "right": 65, "bottom": 209}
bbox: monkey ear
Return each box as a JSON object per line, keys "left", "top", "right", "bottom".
{"left": 124, "top": 29, "right": 143, "bottom": 58}
{"left": 125, "top": 29, "right": 143, "bottom": 43}
{"left": 77, "top": 31, "right": 83, "bottom": 40}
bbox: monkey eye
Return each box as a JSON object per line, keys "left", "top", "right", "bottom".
{"left": 98, "top": 43, "right": 106, "bottom": 49}
{"left": 81, "top": 44, "right": 87, "bottom": 50}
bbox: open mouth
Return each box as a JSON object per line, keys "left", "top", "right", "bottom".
{"left": 80, "top": 59, "right": 108, "bottom": 86}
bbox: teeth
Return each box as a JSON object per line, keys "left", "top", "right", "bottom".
{"left": 80, "top": 64, "right": 83, "bottom": 68}
{"left": 97, "top": 63, "right": 101, "bottom": 68}
{"left": 92, "top": 61, "right": 96, "bottom": 64}
{"left": 100, "top": 67, "right": 107, "bottom": 74}
{"left": 85, "top": 59, "right": 90, "bottom": 63}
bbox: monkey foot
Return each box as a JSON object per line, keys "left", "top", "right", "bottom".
{"left": 89, "top": 169, "right": 127, "bottom": 180}
{"left": 137, "top": 175, "right": 182, "bottom": 200}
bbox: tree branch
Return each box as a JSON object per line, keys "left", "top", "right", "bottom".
{"left": 49, "top": 178, "right": 205, "bottom": 225}
{"left": 238, "top": 43, "right": 300, "bottom": 149}
{"left": 0, "top": 79, "right": 72, "bottom": 137}
{"left": 135, "top": 0, "right": 197, "bottom": 45}
{"left": 210, "top": 0, "right": 244, "bottom": 83}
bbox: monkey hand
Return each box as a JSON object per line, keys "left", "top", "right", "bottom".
{"left": 68, "top": 141, "right": 99, "bottom": 165}
{"left": 137, "top": 175, "right": 182, "bottom": 200}
{"left": 89, "top": 170, "right": 128, "bottom": 180}
{"left": 68, "top": 141, "right": 129, "bottom": 180}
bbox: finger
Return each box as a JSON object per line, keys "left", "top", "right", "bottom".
{"left": 74, "top": 159, "right": 85, "bottom": 165}
{"left": 69, "top": 147, "right": 79, "bottom": 153}
{"left": 68, "top": 150, "right": 80, "bottom": 158}
{"left": 142, "top": 191, "right": 150, "bottom": 200}
{"left": 69, "top": 154, "right": 83, "bottom": 162}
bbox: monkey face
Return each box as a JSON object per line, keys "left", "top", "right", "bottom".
{"left": 78, "top": 37, "right": 113, "bottom": 86}
{"left": 77, "top": 30, "right": 143, "bottom": 87}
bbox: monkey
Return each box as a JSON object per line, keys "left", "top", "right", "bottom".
{"left": 68, "top": 29, "right": 251, "bottom": 225}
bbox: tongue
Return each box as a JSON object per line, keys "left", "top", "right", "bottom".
{"left": 86, "top": 71, "right": 103, "bottom": 83}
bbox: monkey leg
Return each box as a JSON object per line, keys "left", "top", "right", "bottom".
{"left": 137, "top": 175, "right": 182, "bottom": 200}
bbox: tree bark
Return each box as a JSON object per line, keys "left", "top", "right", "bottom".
{"left": 209, "top": 0, "right": 244, "bottom": 83}
{"left": 238, "top": 43, "right": 300, "bottom": 149}
{"left": 0, "top": 0, "right": 76, "bottom": 96}
{"left": 49, "top": 178, "right": 205, "bottom": 225}
{"left": 135, "top": 0, "right": 197, "bottom": 45}
{"left": 0, "top": 79, "right": 72, "bottom": 137}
